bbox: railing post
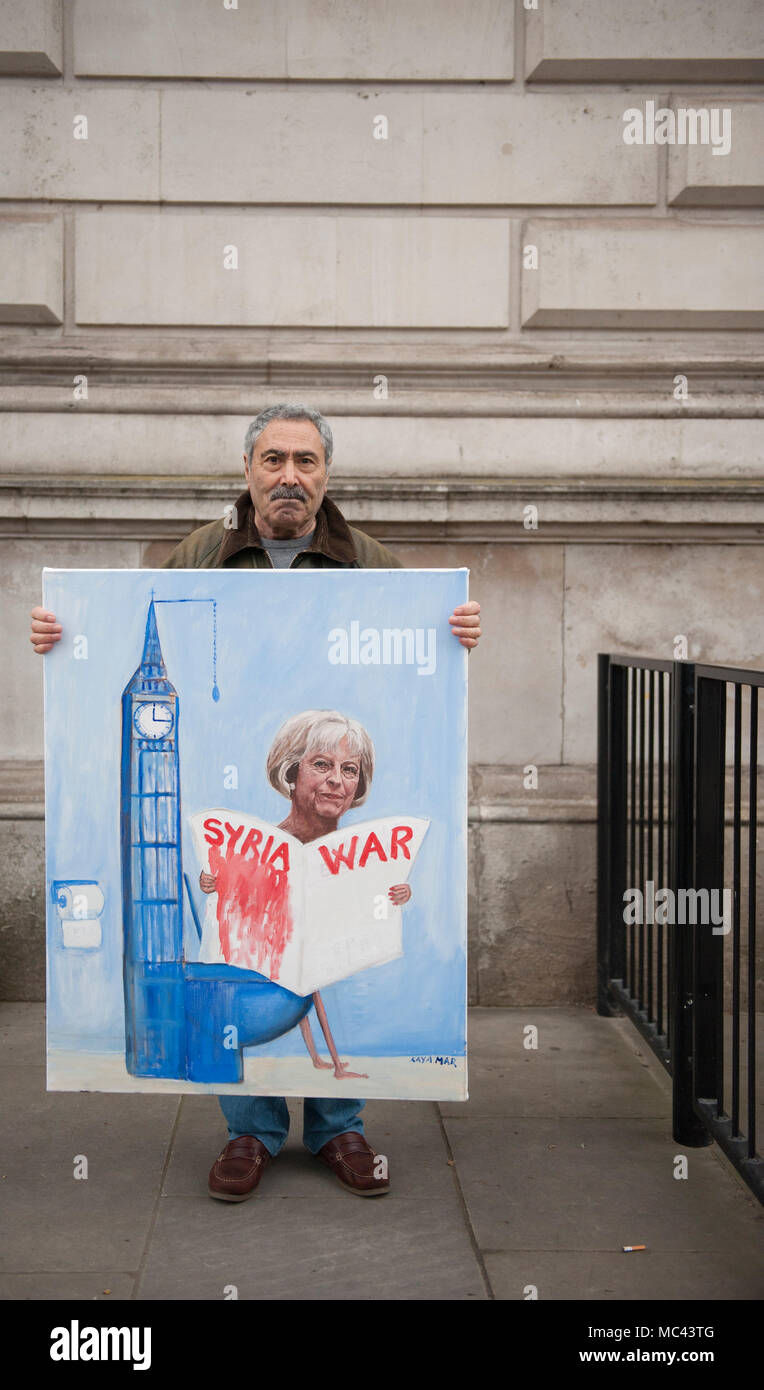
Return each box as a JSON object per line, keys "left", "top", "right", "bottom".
{"left": 611, "top": 663, "right": 628, "bottom": 984}
{"left": 693, "top": 676, "right": 726, "bottom": 1112}
{"left": 597, "top": 655, "right": 617, "bottom": 1014}
{"left": 671, "top": 661, "right": 713, "bottom": 1146}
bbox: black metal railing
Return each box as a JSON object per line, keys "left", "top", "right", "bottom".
{"left": 598, "top": 653, "right": 762, "bottom": 1204}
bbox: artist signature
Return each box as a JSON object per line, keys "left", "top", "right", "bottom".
{"left": 409, "top": 1055, "right": 457, "bottom": 1067}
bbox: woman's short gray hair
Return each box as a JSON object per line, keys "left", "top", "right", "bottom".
{"left": 244, "top": 404, "right": 333, "bottom": 469}
{"left": 267, "top": 710, "right": 374, "bottom": 807}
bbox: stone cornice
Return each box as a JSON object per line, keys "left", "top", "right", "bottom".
{"left": 0, "top": 386, "right": 762, "bottom": 417}
{"left": 0, "top": 339, "right": 763, "bottom": 393}
{"left": 1, "top": 475, "right": 762, "bottom": 541}
{"left": 1, "top": 474, "right": 762, "bottom": 499}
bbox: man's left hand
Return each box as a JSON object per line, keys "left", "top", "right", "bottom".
{"left": 449, "top": 601, "right": 481, "bottom": 650}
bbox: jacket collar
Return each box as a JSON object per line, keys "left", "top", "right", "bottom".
{"left": 214, "top": 489, "right": 358, "bottom": 567}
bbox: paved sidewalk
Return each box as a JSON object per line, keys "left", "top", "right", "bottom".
{"left": 1, "top": 1004, "right": 762, "bottom": 1301}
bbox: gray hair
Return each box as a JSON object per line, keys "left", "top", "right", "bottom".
{"left": 243, "top": 404, "right": 333, "bottom": 470}
{"left": 267, "top": 710, "right": 374, "bottom": 808}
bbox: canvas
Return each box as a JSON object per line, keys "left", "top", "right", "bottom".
{"left": 43, "top": 566, "right": 468, "bottom": 1101}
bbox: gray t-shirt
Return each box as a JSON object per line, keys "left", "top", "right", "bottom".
{"left": 260, "top": 527, "right": 316, "bottom": 569}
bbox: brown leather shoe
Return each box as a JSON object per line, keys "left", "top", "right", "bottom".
{"left": 208, "top": 1135, "right": 270, "bottom": 1202}
{"left": 316, "top": 1130, "right": 390, "bottom": 1196}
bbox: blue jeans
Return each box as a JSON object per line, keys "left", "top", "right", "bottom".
{"left": 218, "top": 1094, "right": 366, "bottom": 1157}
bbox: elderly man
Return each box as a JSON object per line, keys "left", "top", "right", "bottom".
{"left": 30, "top": 402, "right": 482, "bottom": 1203}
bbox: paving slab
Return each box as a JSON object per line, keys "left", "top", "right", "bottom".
{"left": 137, "top": 1190, "right": 488, "bottom": 1301}
{"left": 483, "top": 1249, "right": 764, "bottom": 1302}
{"left": 444, "top": 1007, "right": 667, "bottom": 1118}
{"left": 0, "top": 1005, "right": 179, "bottom": 1273}
{"left": 0, "top": 1272, "right": 136, "bottom": 1300}
{"left": 442, "top": 1115, "right": 764, "bottom": 1255}
{"left": 0, "top": 1000, "right": 45, "bottom": 1067}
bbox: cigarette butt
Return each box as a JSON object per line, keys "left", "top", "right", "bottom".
{"left": 622, "top": 1245, "right": 646, "bottom": 1252}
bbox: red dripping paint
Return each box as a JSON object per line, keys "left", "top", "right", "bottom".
{"left": 208, "top": 841, "right": 293, "bottom": 980}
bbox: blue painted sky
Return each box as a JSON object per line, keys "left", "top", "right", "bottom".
{"left": 44, "top": 567, "right": 468, "bottom": 1060}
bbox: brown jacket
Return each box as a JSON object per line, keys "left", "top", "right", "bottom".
{"left": 162, "top": 490, "right": 403, "bottom": 572}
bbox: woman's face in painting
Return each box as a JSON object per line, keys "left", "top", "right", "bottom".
{"left": 291, "top": 735, "right": 361, "bottom": 821}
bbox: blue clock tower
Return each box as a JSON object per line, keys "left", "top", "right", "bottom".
{"left": 121, "top": 600, "right": 185, "bottom": 1077}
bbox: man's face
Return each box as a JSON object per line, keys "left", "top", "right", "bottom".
{"left": 244, "top": 418, "right": 328, "bottom": 539}
{"left": 292, "top": 736, "right": 361, "bottom": 821}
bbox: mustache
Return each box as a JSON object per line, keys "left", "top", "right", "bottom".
{"left": 270, "top": 485, "right": 308, "bottom": 501}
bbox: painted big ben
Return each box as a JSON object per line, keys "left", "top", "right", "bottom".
{"left": 120, "top": 600, "right": 185, "bottom": 1077}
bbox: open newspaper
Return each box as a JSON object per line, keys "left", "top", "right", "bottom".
{"left": 189, "top": 809, "right": 430, "bottom": 996}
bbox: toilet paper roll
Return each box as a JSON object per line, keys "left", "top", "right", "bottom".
{"left": 52, "top": 881, "right": 104, "bottom": 950}
{"left": 52, "top": 882, "right": 104, "bottom": 921}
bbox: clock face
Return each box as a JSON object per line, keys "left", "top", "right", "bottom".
{"left": 134, "top": 701, "right": 174, "bottom": 740}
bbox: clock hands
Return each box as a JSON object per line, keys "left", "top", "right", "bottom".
{"left": 149, "top": 703, "right": 172, "bottom": 730}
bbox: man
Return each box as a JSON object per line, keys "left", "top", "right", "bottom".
{"left": 30, "top": 402, "right": 482, "bottom": 1203}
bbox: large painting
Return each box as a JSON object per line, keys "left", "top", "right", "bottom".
{"left": 43, "top": 567, "right": 468, "bottom": 1101}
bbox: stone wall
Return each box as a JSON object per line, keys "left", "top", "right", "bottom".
{"left": 1, "top": 0, "right": 763, "bottom": 1002}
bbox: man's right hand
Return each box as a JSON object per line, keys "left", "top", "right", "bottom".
{"left": 30, "top": 607, "right": 62, "bottom": 654}
{"left": 199, "top": 871, "right": 218, "bottom": 894}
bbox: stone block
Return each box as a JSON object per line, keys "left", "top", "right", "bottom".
{"left": 522, "top": 219, "right": 764, "bottom": 328}
{"left": 562, "top": 544, "right": 764, "bottom": 764}
{"left": 73, "top": 0, "right": 286, "bottom": 77}
{"left": 160, "top": 90, "right": 655, "bottom": 206}
{"left": 467, "top": 823, "right": 479, "bottom": 1007}
{"left": 160, "top": 89, "right": 422, "bottom": 205}
{"left": 286, "top": 0, "right": 513, "bottom": 81}
{"left": 334, "top": 218, "right": 509, "bottom": 327}
{"left": 1, "top": 412, "right": 244, "bottom": 477}
{"left": 4, "top": 412, "right": 761, "bottom": 481}
{"left": 475, "top": 822, "right": 597, "bottom": 1005}
{"left": 423, "top": 92, "right": 655, "bottom": 206}
{"left": 0, "top": 818, "right": 45, "bottom": 1000}
{"left": 333, "top": 416, "right": 764, "bottom": 480}
{"left": 0, "top": 0, "right": 62, "bottom": 76}
{"left": 74, "top": 0, "right": 513, "bottom": 80}
{"left": 668, "top": 100, "right": 764, "bottom": 207}
{"left": 525, "top": 0, "right": 764, "bottom": 82}
{"left": 0, "top": 217, "right": 62, "bottom": 324}
{"left": 75, "top": 212, "right": 509, "bottom": 327}
{"left": 0, "top": 88, "right": 160, "bottom": 201}
{"left": 393, "top": 538, "right": 564, "bottom": 767}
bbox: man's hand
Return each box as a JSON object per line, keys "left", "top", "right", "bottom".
{"left": 449, "top": 600, "right": 481, "bottom": 650}
{"left": 199, "top": 871, "right": 218, "bottom": 894}
{"left": 30, "top": 607, "right": 62, "bottom": 654}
